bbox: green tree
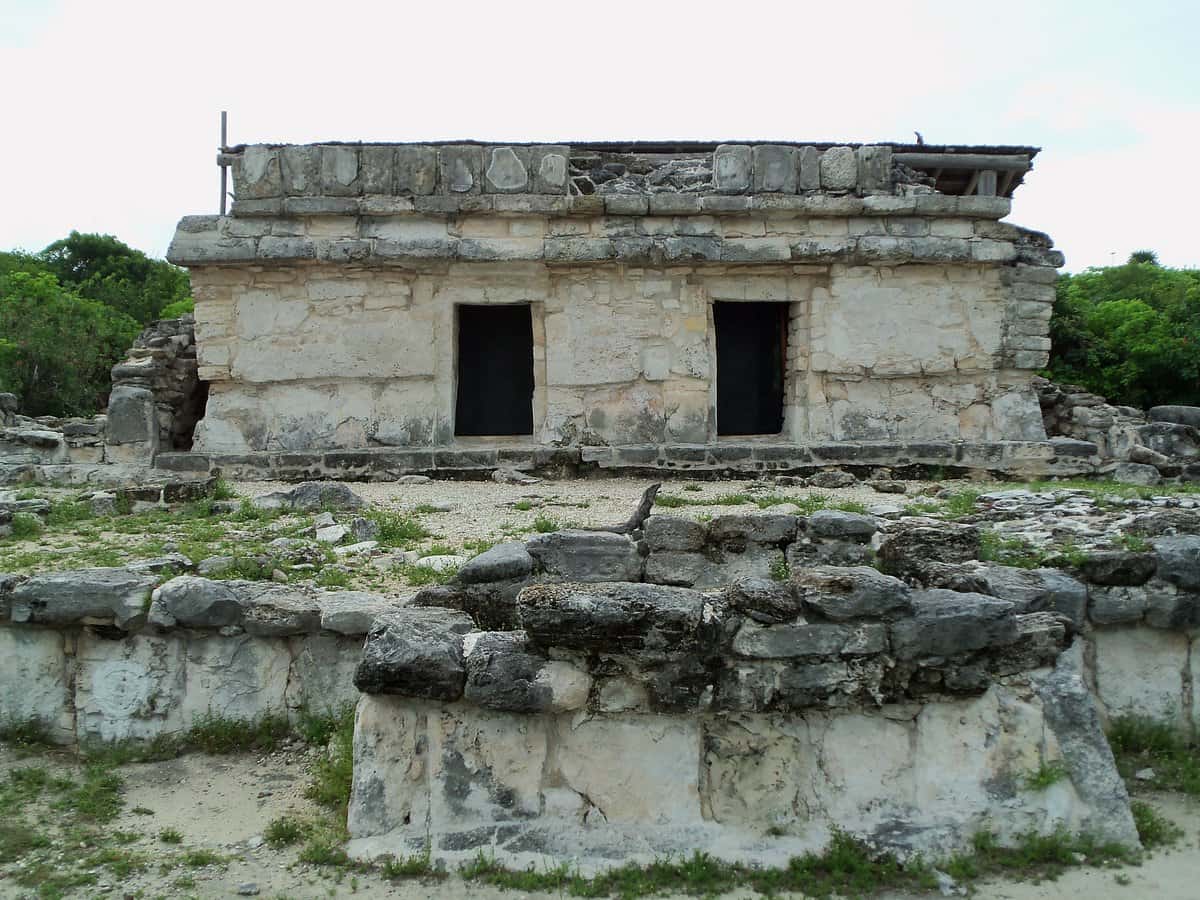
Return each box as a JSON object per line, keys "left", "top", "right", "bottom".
{"left": 0, "top": 271, "right": 140, "bottom": 416}
{"left": 39, "top": 231, "right": 190, "bottom": 324}
{"left": 1047, "top": 256, "right": 1200, "bottom": 408}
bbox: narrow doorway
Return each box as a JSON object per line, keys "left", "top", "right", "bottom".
{"left": 714, "top": 301, "right": 787, "bottom": 436}
{"left": 455, "top": 304, "right": 535, "bottom": 436}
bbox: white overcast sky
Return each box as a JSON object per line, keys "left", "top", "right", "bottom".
{"left": 2, "top": 0, "right": 1197, "bottom": 272}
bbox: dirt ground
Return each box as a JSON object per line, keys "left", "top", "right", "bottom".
{"left": 1, "top": 745, "right": 1196, "bottom": 900}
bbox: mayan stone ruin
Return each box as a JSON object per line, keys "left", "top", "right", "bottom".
{"left": 160, "top": 140, "right": 1070, "bottom": 479}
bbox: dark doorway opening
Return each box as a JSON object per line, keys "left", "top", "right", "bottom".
{"left": 455, "top": 304, "right": 535, "bottom": 436}
{"left": 714, "top": 301, "right": 787, "bottom": 436}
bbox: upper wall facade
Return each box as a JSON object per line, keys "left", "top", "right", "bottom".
{"left": 168, "top": 141, "right": 1063, "bottom": 460}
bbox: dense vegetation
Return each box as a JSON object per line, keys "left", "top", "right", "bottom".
{"left": 0, "top": 233, "right": 191, "bottom": 417}
{"left": 1046, "top": 252, "right": 1200, "bottom": 408}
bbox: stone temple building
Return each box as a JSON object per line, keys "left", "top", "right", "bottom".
{"left": 165, "top": 140, "right": 1065, "bottom": 478}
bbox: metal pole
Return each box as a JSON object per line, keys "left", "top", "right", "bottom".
{"left": 219, "top": 111, "right": 228, "bottom": 216}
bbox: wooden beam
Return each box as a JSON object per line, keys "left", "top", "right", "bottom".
{"left": 964, "top": 170, "right": 981, "bottom": 195}
{"left": 976, "top": 169, "right": 998, "bottom": 196}
{"left": 893, "top": 152, "right": 1030, "bottom": 172}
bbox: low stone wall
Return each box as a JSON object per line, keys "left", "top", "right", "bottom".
{"left": 0, "top": 570, "right": 407, "bottom": 744}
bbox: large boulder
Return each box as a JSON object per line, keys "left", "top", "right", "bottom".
{"left": 149, "top": 575, "right": 242, "bottom": 628}
{"left": 877, "top": 521, "right": 981, "bottom": 580}
{"left": 1148, "top": 405, "right": 1200, "bottom": 429}
{"left": 1152, "top": 535, "right": 1200, "bottom": 591}
{"left": 806, "top": 510, "right": 879, "bottom": 542}
{"left": 1078, "top": 551, "right": 1157, "bottom": 587}
{"left": 724, "top": 575, "right": 802, "bottom": 623}
{"left": 409, "top": 578, "right": 529, "bottom": 631}
{"left": 463, "top": 631, "right": 590, "bottom": 713}
{"left": 457, "top": 542, "right": 533, "bottom": 584}
{"left": 10, "top": 568, "right": 156, "bottom": 630}
{"left": 968, "top": 563, "right": 1088, "bottom": 627}
{"left": 318, "top": 591, "right": 404, "bottom": 635}
{"left": 252, "top": 481, "right": 365, "bottom": 512}
{"left": 890, "top": 590, "right": 1019, "bottom": 660}
{"left": 791, "top": 565, "right": 911, "bottom": 621}
{"left": 354, "top": 607, "right": 476, "bottom": 699}
{"left": 708, "top": 513, "right": 797, "bottom": 547}
{"left": 643, "top": 516, "right": 707, "bottom": 552}
{"left": 517, "top": 581, "right": 721, "bottom": 657}
{"left": 525, "top": 530, "right": 641, "bottom": 582}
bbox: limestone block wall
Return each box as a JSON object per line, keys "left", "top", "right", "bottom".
{"left": 177, "top": 222, "right": 1055, "bottom": 455}
{"left": 169, "top": 140, "right": 1062, "bottom": 461}
{"left": 0, "top": 570, "right": 403, "bottom": 744}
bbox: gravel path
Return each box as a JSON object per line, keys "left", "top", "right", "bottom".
{"left": 236, "top": 475, "right": 938, "bottom": 548}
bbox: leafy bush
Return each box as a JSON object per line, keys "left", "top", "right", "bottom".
{"left": 1047, "top": 256, "right": 1200, "bottom": 408}
{"left": 0, "top": 271, "right": 140, "bottom": 416}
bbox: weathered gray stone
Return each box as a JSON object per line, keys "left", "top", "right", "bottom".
{"left": 1031, "top": 642, "right": 1140, "bottom": 848}
{"left": 806, "top": 510, "right": 879, "bottom": 542}
{"left": 1137, "top": 422, "right": 1199, "bottom": 458}
{"left": 517, "top": 581, "right": 721, "bottom": 657}
{"left": 1128, "top": 445, "right": 1171, "bottom": 468}
{"left": 319, "top": 591, "right": 401, "bottom": 635}
{"left": 708, "top": 514, "right": 797, "bottom": 546}
{"left": 1148, "top": 405, "right": 1200, "bottom": 429}
{"left": 819, "top": 147, "right": 857, "bottom": 191}
{"left": 856, "top": 145, "right": 892, "bottom": 192}
{"left": 484, "top": 147, "right": 530, "bottom": 193}
{"left": 1087, "top": 585, "right": 1147, "bottom": 625}
{"left": 792, "top": 565, "right": 911, "bottom": 621}
{"left": 1113, "top": 462, "right": 1162, "bottom": 486}
{"left": 643, "top": 516, "right": 707, "bottom": 552}
{"left": 150, "top": 575, "right": 242, "bottom": 628}
{"left": 395, "top": 146, "right": 438, "bottom": 195}
{"left": 643, "top": 551, "right": 714, "bottom": 588}
{"left": 234, "top": 145, "right": 281, "bottom": 199}
{"left": 1078, "top": 551, "right": 1157, "bottom": 586}
{"left": 359, "top": 146, "right": 394, "bottom": 193}
{"left": 891, "top": 590, "right": 1019, "bottom": 660}
{"left": 713, "top": 145, "right": 752, "bottom": 193}
{"left": 530, "top": 146, "right": 570, "bottom": 194}
{"left": 11, "top": 568, "right": 156, "bottom": 630}
{"left": 752, "top": 146, "right": 798, "bottom": 193}
{"left": 280, "top": 145, "right": 321, "bottom": 195}
{"left": 973, "top": 563, "right": 1088, "bottom": 627}
{"left": 1152, "top": 535, "right": 1200, "bottom": 590}
{"left": 439, "top": 145, "right": 482, "bottom": 194}
{"left": 105, "top": 385, "right": 158, "bottom": 446}
{"left": 1143, "top": 585, "right": 1200, "bottom": 629}
{"left": 252, "top": 481, "right": 365, "bottom": 512}
{"left": 525, "top": 530, "right": 641, "bottom": 582}
{"left": 321, "top": 146, "right": 360, "bottom": 195}
{"left": 354, "top": 607, "right": 476, "bottom": 699}
{"left": 797, "top": 146, "right": 820, "bottom": 191}
{"left": 458, "top": 542, "right": 533, "bottom": 585}
{"left": 409, "top": 580, "right": 527, "bottom": 631}
{"left": 463, "top": 631, "right": 590, "bottom": 713}
{"left": 731, "top": 620, "right": 884, "bottom": 659}
{"left": 236, "top": 583, "right": 322, "bottom": 636}
{"left": 877, "top": 521, "right": 981, "bottom": 579}
{"left": 724, "top": 575, "right": 801, "bottom": 623}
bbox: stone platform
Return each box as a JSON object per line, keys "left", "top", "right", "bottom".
{"left": 154, "top": 438, "right": 1104, "bottom": 482}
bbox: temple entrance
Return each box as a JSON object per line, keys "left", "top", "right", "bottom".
{"left": 455, "top": 304, "right": 535, "bottom": 436}
{"left": 714, "top": 301, "right": 787, "bottom": 436}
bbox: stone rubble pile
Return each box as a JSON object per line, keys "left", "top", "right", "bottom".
{"left": 1036, "top": 379, "right": 1200, "bottom": 484}
{"left": 0, "top": 316, "right": 205, "bottom": 483}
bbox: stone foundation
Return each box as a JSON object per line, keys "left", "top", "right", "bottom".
{"left": 347, "top": 652, "right": 1134, "bottom": 872}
